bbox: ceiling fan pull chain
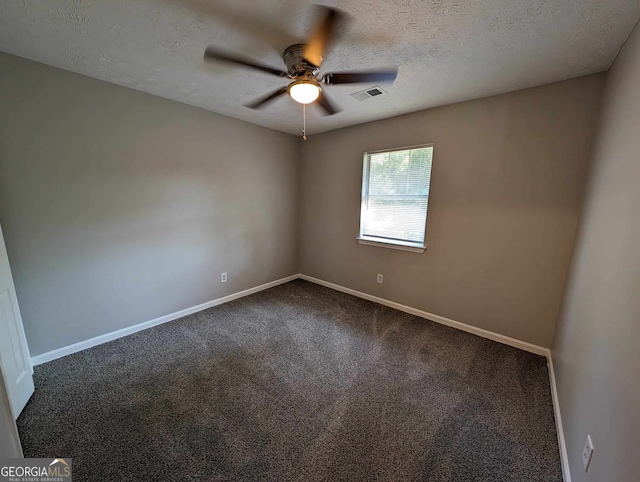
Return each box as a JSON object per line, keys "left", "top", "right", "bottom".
{"left": 302, "top": 103, "right": 307, "bottom": 140}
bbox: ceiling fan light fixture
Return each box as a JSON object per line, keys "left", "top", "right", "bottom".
{"left": 288, "top": 80, "right": 321, "bottom": 104}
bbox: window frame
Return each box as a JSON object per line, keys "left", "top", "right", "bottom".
{"left": 357, "top": 143, "right": 434, "bottom": 253}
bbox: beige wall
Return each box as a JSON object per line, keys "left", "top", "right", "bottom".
{"left": 0, "top": 50, "right": 612, "bottom": 360}
{"left": 299, "top": 75, "right": 606, "bottom": 347}
{"left": 552, "top": 23, "right": 640, "bottom": 482}
{"left": 0, "top": 53, "right": 299, "bottom": 356}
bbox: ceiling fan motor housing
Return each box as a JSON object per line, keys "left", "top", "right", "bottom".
{"left": 283, "top": 44, "right": 320, "bottom": 78}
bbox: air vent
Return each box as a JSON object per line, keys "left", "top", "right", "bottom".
{"left": 350, "top": 86, "right": 387, "bottom": 102}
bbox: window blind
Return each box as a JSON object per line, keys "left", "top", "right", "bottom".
{"left": 360, "top": 146, "right": 433, "bottom": 246}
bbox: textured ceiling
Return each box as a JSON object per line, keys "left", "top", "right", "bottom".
{"left": 1, "top": 0, "right": 639, "bottom": 136}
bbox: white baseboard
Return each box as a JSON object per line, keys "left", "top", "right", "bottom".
{"left": 299, "top": 274, "right": 549, "bottom": 356}
{"left": 30, "top": 274, "right": 299, "bottom": 366}
{"left": 547, "top": 353, "right": 571, "bottom": 482}
{"left": 32, "top": 272, "right": 549, "bottom": 363}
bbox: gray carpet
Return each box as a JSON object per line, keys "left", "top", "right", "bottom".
{"left": 17, "top": 279, "right": 562, "bottom": 481}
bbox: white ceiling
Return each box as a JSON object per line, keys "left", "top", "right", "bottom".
{"left": 1, "top": 0, "right": 639, "bottom": 136}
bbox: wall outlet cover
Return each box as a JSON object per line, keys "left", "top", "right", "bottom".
{"left": 377, "top": 274, "right": 383, "bottom": 284}
{"left": 221, "top": 272, "right": 227, "bottom": 283}
{"left": 582, "top": 435, "right": 594, "bottom": 472}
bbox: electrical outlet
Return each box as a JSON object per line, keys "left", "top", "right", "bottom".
{"left": 377, "top": 274, "right": 383, "bottom": 284}
{"left": 582, "top": 435, "right": 594, "bottom": 472}
{"left": 221, "top": 272, "right": 227, "bottom": 283}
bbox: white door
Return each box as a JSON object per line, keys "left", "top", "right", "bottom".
{"left": 0, "top": 224, "right": 33, "bottom": 419}
{"left": 0, "top": 364, "right": 23, "bottom": 457}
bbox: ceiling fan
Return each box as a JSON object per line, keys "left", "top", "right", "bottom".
{"left": 203, "top": 5, "right": 398, "bottom": 122}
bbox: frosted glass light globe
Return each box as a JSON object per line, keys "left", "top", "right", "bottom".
{"left": 289, "top": 82, "right": 320, "bottom": 104}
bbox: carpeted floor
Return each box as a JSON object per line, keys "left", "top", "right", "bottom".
{"left": 17, "top": 279, "right": 562, "bottom": 481}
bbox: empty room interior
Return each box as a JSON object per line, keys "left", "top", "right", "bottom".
{"left": 0, "top": 1, "right": 639, "bottom": 481}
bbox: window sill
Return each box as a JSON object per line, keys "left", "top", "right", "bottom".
{"left": 357, "top": 237, "right": 426, "bottom": 253}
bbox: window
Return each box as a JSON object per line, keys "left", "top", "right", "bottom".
{"left": 358, "top": 144, "right": 434, "bottom": 252}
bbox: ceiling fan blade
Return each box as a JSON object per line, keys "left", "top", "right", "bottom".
{"left": 204, "top": 46, "right": 288, "bottom": 78}
{"left": 322, "top": 69, "right": 398, "bottom": 85}
{"left": 244, "top": 87, "right": 289, "bottom": 109}
{"left": 303, "top": 6, "right": 346, "bottom": 67}
{"left": 316, "top": 91, "right": 339, "bottom": 116}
